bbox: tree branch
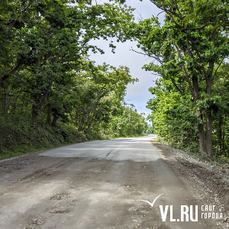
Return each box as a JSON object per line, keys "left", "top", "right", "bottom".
{"left": 0, "top": 63, "right": 25, "bottom": 85}
{"left": 7, "top": 0, "right": 37, "bottom": 31}
{"left": 170, "top": 77, "right": 184, "bottom": 95}
{"left": 173, "top": 42, "right": 195, "bottom": 98}
{"left": 181, "top": 22, "right": 215, "bottom": 31}
{"left": 130, "top": 48, "right": 163, "bottom": 64}
{"left": 212, "top": 59, "right": 224, "bottom": 82}
{"left": 183, "top": 31, "right": 208, "bottom": 78}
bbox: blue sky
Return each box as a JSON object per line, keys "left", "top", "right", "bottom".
{"left": 89, "top": 0, "right": 165, "bottom": 117}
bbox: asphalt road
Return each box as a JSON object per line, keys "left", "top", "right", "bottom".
{"left": 0, "top": 135, "right": 225, "bottom": 229}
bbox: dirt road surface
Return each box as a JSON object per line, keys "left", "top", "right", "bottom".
{"left": 0, "top": 135, "right": 228, "bottom": 229}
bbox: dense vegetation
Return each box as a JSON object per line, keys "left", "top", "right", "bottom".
{"left": 3, "top": 0, "right": 228, "bottom": 162}
{"left": 0, "top": 0, "right": 148, "bottom": 158}
{"left": 134, "top": 0, "right": 229, "bottom": 162}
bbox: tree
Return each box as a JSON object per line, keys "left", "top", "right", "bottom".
{"left": 105, "top": 104, "right": 148, "bottom": 137}
{"left": 134, "top": 0, "right": 229, "bottom": 158}
{"left": 0, "top": 0, "right": 148, "bottom": 151}
{"left": 71, "top": 62, "right": 136, "bottom": 132}
{"left": 0, "top": 0, "right": 134, "bottom": 121}
{"left": 147, "top": 78, "right": 199, "bottom": 151}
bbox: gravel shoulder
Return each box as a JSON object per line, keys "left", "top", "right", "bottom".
{"left": 151, "top": 141, "right": 229, "bottom": 228}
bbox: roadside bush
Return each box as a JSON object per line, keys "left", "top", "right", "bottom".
{"left": 0, "top": 116, "right": 86, "bottom": 159}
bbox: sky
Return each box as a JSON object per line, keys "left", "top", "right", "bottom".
{"left": 89, "top": 0, "right": 165, "bottom": 117}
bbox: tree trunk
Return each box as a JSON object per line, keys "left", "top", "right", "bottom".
{"left": 32, "top": 104, "right": 39, "bottom": 121}
{"left": 222, "top": 116, "right": 225, "bottom": 152}
{"left": 3, "top": 87, "right": 7, "bottom": 115}
{"left": 47, "top": 105, "right": 52, "bottom": 126}
{"left": 198, "top": 123, "right": 207, "bottom": 154}
{"left": 218, "top": 115, "right": 223, "bottom": 152}
{"left": 31, "top": 78, "right": 53, "bottom": 121}
{"left": 196, "top": 108, "right": 207, "bottom": 154}
{"left": 206, "top": 113, "right": 213, "bottom": 159}
{"left": 51, "top": 113, "right": 59, "bottom": 127}
{"left": 205, "top": 79, "right": 214, "bottom": 159}
{"left": 192, "top": 76, "right": 207, "bottom": 154}
{"left": 46, "top": 94, "right": 51, "bottom": 126}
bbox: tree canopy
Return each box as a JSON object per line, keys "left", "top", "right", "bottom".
{"left": 0, "top": 0, "right": 148, "bottom": 151}
{"left": 134, "top": 0, "right": 229, "bottom": 160}
{"left": 3, "top": 0, "right": 229, "bottom": 162}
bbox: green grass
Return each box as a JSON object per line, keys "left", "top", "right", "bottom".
{"left": 0, "top": 115, "right": 149, "bottom": 160}
{"left": 0, "top": 116, "right": 87, "bottom": 159}
{"left": 154, "top": 134, "right": 229, "bottom": 167}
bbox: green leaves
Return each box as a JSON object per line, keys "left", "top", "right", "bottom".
{"left": 106, "top": 105, "right": 147, "bottom": 137}
{"left": 0, "top": 0, "right": 134, "bottom": 85}
{"left": 147, "top": 86, "right": 199, "bottom": 150}
{"left": 137, "top": 0, "right": 229, "bottom": 157}
{"left": 0, "top": 0, "right": 146, "bottom": 140}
